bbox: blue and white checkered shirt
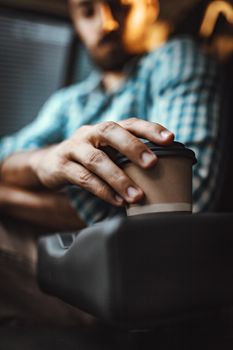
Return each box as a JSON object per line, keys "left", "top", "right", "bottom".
{"left": 0, "top": 36, "right": 222, "bottom": 224}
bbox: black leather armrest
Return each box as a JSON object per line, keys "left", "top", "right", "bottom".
{"left": 37, "top": 213, "right": 233, "bottom": 329}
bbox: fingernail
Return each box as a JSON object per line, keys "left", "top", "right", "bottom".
{"left": 127, "top": 186, "right": 140, "bottom": 198}
{"left": 141, "top": 151, "right": 156, "bottom": 165}
{"left": 160, "top": 130, "right": 173, "bottom": 139}
{"left": 115, "top": 194, "right": 124, "bottom": 204}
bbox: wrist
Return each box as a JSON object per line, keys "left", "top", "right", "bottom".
{"left": 0, "top": 160, "right": 4, "bottom": 183}
{"left": 28, "top": 149, "right": 43, "bottom": 175}
{"left": 29, "top": 145, "right": 60, "bottom": 189}
{"left": 28, "top": 148, "right": 52, "bottom": 181}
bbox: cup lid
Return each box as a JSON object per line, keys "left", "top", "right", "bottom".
{"left": 102, "top": 139, "right": 197, "bottom": 166}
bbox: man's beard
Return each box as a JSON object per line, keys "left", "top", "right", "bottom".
{"left": 90, "top": 48, "right": 135, "bottom": 72}
{"left": 88, "top": 32, "right": 136, "bottom": 72}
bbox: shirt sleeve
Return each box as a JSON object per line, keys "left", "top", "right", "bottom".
{"left": 0, "top": 89, "right": 67, "bottom": 161}
{"left": 149, "top": 37, "right": 223, "bottom": 212}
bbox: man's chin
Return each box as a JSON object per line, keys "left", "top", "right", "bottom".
{"left": 90, "top": 51, "right": 135, "bottom": 72}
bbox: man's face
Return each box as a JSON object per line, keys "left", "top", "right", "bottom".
{"left": 68, "top": 0, "right": 158, "bottom": 71}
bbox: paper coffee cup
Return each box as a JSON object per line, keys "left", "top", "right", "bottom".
{"left": 104, "top": 140, "right": 197, "bottom": 216}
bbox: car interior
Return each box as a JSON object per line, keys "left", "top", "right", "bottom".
{"left": 0, "top": 0, "right": 233, "bottom": 349}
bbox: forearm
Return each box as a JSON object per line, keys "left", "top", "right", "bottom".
{"left": 0, "top": 148, "right": 51, "bottom": 188}
{"left": 0, "top": 184, "right": 86, "bottom": 231}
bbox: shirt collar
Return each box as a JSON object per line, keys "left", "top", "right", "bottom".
{"left": 77, "top": 55, "right": 143, "bottom": 98}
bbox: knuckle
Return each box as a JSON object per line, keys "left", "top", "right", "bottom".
{"left": 78, "top": 125, "right": 90, "bottom": 134}
{"left": 153, "top": 122, "right": 163, "bottom": 131}
{"left": 111, "top": 172, "right": 127, "bottom": 186}
{"left": 97, "top": 183, "right": 109, "bottom": 199}
{"left": 85, "top": 150, "right": 105, "bottom": 168}
{"left": 78, "top": 169, "right": 92, "bottom": 186}
{"left": 97, "top": 121, "right": 117, "bottom": 135}
{"left": 127, "top": 117, "right": 138, "bottom": 124}
{"left": 72, "top": 125, "right": 90, "bottom": 140}
{"left": 121, "top": 117, "right": 138, "bottom": 128}
{"left": 57, "top": 140, "right": 74, "bottom": 159}
{"left": 126, "top": 137, "right": 142, "bottom": 151}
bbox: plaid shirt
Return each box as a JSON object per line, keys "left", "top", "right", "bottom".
{"left": 0, "top": 36, "right": 222, "bottom": 224}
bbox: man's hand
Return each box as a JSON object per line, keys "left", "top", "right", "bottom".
{"left": 30, "top": 118, "right": 174, "bottom": 206}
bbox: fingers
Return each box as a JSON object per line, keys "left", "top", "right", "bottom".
{"left": 64, "top": 160, "right": 142, "bottom": 206}
{"left": 69, "top": 143, "right": 144, "bottom": 204}
{"left": 91, "top": 121, "right": 158, "bottom": 169}
{"left": 50, "top": 119, "right": 175, "bottom": 207}
{"left": 118, "top": 118, "right": 174, "bottom": 144}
